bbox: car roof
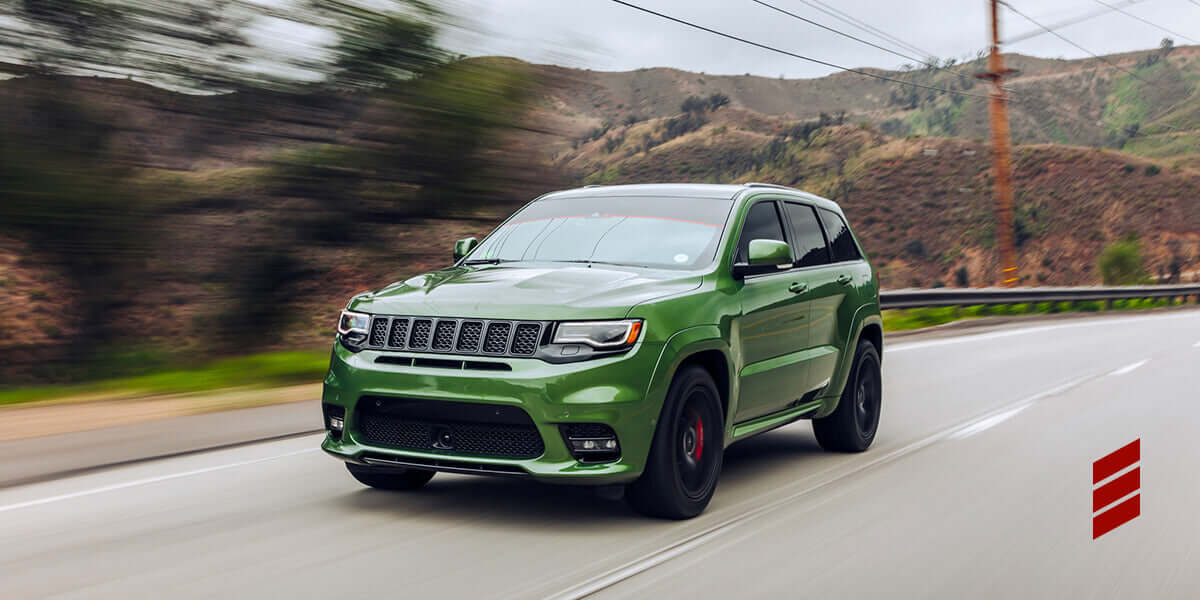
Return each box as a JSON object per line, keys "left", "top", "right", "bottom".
{"left": 539, "top": 183, "right": 744, "bottom": 200}
{"left": 537, "top": 183, "right": 842, "bottom": 212}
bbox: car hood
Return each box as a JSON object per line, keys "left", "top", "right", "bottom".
{"left": 348, "top": 264, "right": 703, "bottom": 320}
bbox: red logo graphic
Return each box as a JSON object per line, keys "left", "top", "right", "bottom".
{"left": 1092, "top": 439, "right": 1140, "bottom": 539}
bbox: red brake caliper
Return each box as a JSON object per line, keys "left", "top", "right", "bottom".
{"left": 694, "top": 414, "right": 704, "bottom": 460}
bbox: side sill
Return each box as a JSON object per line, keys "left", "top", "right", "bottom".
{"left": 730, "top": 399, "right": 822, "bottom": 441}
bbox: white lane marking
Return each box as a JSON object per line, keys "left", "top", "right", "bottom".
{"left": 948, "top": 404, "right": 1029, "bottom": 440}
{"left": 886, "top": 311, "right": 1196, "bottom": 354}
{"left": 0, "top": 448, "right": 318, "bottom": 514}
{"left": 1193, "top": 340, "right": 1200, "bottom": 348}
{"left": 543, "top": 375, "right": 1092, "bottom": 600}
{"left": 1109, "top": 359, "right": 1148, "bottom": 376}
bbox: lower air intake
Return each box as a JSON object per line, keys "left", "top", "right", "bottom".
{"left": 356, "top": 397, "right": 545, "bottom": 460}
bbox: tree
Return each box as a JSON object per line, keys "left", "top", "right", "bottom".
{"left": 1098, "top": 238, "right": 1150, "bottom": 285}
{"left": 0, "top": 81, "right": 152, "bottom": 361}
{"left": 328, "top": 2, "right": 445, "bottom": 89}
{"left": 0, "top": 0, "right": 444, "bottom": 92}
{"left": 955, "top": 266, "right": 969, "bottom": 287}
{"left": 680, "top": 95, "right": 708, "bottom": 114}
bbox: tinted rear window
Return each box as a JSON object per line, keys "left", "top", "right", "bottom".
{"left": 817, "top": 208, "right": 861, "bottom": 263}
{"left": 783, "top": 202, "right": 831, "bottom": 267}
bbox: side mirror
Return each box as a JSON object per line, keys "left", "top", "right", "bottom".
{"left": 733, "top": 239, "right": 793, "bottom": 278}
{"left": 453, "top": 237, "right": 478, "bottom": 262}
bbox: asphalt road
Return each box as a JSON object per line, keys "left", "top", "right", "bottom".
{"left": 2, "top": 310, "right": 1198, "bottom": 599}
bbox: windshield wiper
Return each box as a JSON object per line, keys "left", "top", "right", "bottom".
{"left": 462, "top": 258, "right": 518, "bottom": 265}
{"left": 556, "top": 259, "right": 646, "bottom": 268}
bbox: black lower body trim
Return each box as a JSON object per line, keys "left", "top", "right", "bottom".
{"left": 357, "top": 452, "right": 530, "bottom": 478}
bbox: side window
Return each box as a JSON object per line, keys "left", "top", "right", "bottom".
{"left": 817, "top": 208, "right": 861, "bottom": 262}
{"left": 735, "top": 201, "right": 786, "bottom": 263}
{"left": 783, "top": 203, "right": 831, "bottom": 267}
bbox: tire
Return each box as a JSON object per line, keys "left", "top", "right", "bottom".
{"left": 812, "top": 339, "right": 882, "bottom": 452}
{"left": 345, "top": 463, "right": 435, "bottom": 490}
{"left": 627, "top": 365, "right": 724, "bottom": 519}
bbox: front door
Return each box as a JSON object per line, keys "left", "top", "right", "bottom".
{"left": 734, "top": 200, "right": 811, "bottom": 423}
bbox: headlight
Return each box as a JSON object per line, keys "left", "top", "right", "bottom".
{"left": 337, "top": 310, "right": 370, "bottom": 335}
{"left": 552, "top": 320, "right": 643, "bottom": 349}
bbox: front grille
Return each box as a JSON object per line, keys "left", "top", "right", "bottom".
{"left": 432, "top": 320, "right": 456, "bottom": 351}
{"left": 369, "top": 318, "right": 389, "bottom": 347}
{"left": 408, "top": 319, "right": 432, "bottom": 349}
{"left": 388, "top": 319, "right": 409, "bottom": 347}
{"left": 511, "top": 323, "right": 540, "bottom": 355}
{"left": 483, "top": 322, "right": 511, "bottom": 353}
{"left": 359, "top": 315, "right": 545, "bottom": 359}
{"left": 356, "top": 397, "right": 544, "bottom": 460}
{"left": 457, "top": 321, "right": 483, "bottom": 351}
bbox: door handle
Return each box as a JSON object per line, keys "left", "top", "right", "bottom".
{"left": 836, "top": 274, "right": 853, "bottom": 286}
{"left": 788, "top": 282, "right": 808, "bottom": 294}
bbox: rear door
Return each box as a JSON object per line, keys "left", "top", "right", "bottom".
{"left": 804, "top": 207, "right": 871, "bottom": 393}
{"left": 733, "top": 200, "right": 810, "bottom": 423}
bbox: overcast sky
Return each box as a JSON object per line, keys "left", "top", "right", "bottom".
{"left": 438, "top": 0, "right": 1200, "bottom": 78}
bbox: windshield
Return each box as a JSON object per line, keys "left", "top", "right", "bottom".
{"left": 467, "top": 195, "right": 734, "bottom": 269}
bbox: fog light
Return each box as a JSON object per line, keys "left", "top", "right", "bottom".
{"left": 322, "top": 403, "right": 346, "bottom": 441}
{"left": 561, "top": 423, "right": 621, "bottom": 463}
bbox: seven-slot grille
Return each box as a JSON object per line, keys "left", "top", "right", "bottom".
{"left": 363, "top": 316, "right": 545, "bottom": 358}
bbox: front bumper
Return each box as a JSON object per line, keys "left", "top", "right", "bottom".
{"left": 320, "top": 338, "right": 667, "bottom": 485}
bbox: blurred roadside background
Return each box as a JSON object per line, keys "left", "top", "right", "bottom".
{"left": 1, "top": 0, "right": 1198, "bottom": 406}
{"left": 1, "top": 0, "right": 570, "bottom": 395}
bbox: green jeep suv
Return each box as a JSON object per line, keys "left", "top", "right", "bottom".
{"left": 322, "top": 183, "right": 883, "bottom": 518}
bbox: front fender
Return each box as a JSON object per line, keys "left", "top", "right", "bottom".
{"left": 647, "top": 325, "right": 735, "bottom": 435}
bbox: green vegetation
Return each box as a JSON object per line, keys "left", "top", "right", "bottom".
{"left": 0, "top": 350, "right": 329, "bottom": 407}
{"left": 1122, "top": 132, "right": 1200, "bottom": 160}
{"left": 1, "top": 1, "right": 551, "bottom": 382}
{"left": 904, "top": 96, "right": 969, "bottom": 137}
{"left": 1098, "top": 237, "right": 1151, "bottom": 285}
{"left": 883, "top": 298, "right": 1185, "bottom": 331}
{"left": 1102, "top": 71, "right": 1151, "bottom": 142}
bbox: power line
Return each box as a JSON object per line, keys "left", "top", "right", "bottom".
{"left": 747, "top": 0, "right": 983, "bottom": 88}
{"left": 789, "top": 0, "right": 934, "bottom": 60}
{"left": 606, "top": 0, "right": 992, "bottom": 99}
{"left": 1007, "top": 0, "right": 1144, "bottom": 44}
{"left": 1003, "top": 1, "right": 1197, "bottom": 144}
{"left": 1003, "top": 2, "right": 1154, "bottom": 85}
{"left": 1088, "top": 0, "right": 1199, "bottom": 44}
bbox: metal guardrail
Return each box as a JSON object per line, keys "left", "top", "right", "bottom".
{"left": 880, "top": 284, "right": 1200, "bottom": 310}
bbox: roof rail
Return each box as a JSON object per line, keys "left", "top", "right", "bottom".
{"left": 743, "top": 182, "right": 794, "bottom": 190}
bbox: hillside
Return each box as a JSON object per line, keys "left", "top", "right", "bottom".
{"left": 531, "top": 45, "right": 1200, "bottom": 167}
{"left": 560, "top": 105, "right": 1199, "bottom": 288}
{"left": 2, "top": 47, "right": 1199, "bottom": 379}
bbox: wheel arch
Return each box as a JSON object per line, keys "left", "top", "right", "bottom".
{"left": 859, "top": 319, "right": 883, "bottom": 362}
{"left": 650, "top": 325, "right": 734, "bottom": 429}
{"left": 813, "top": 305, "right": 882, "bottom": 418}
{"left": 676, "top": 349, "right": 731, "bottom": 424}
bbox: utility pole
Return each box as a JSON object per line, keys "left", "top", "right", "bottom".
{"left": 977, "top": 0, "right": 1018, "bottom": 287}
